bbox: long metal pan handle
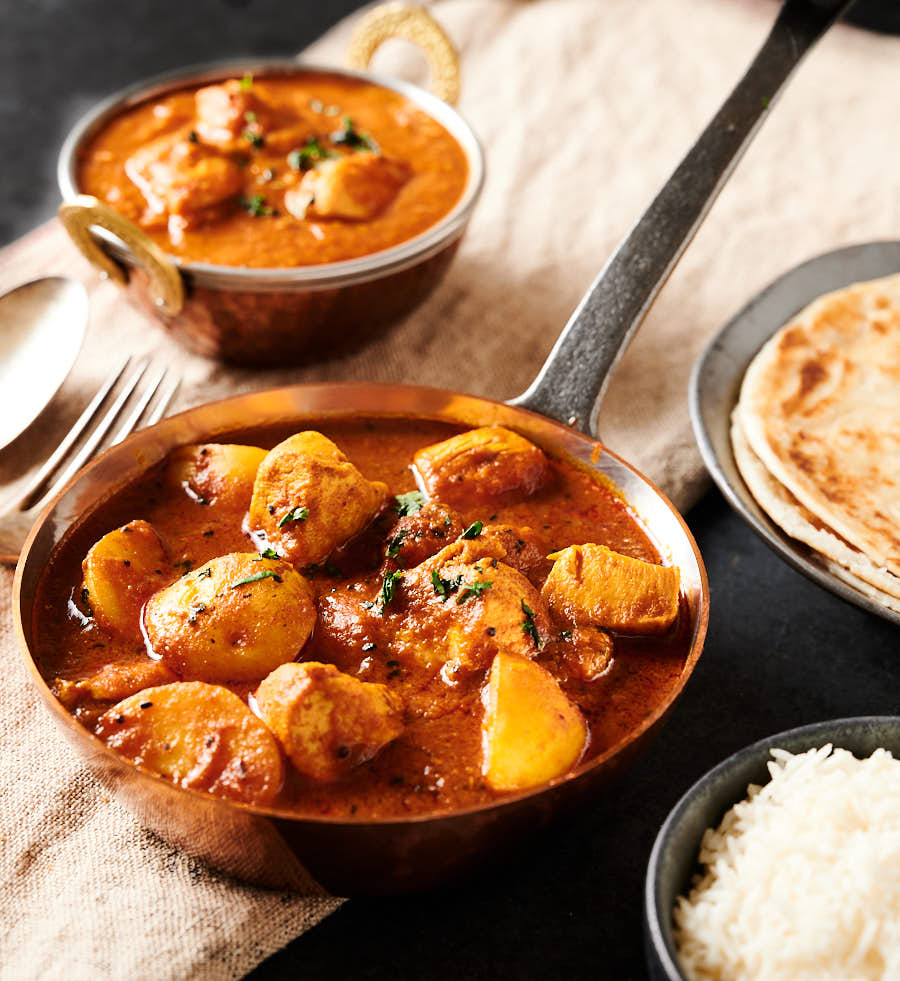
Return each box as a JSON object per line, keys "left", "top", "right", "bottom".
{"left": 509, "top": 0, "right": 856, "bottom": 436}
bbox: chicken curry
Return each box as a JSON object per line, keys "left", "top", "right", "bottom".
{"left": 76, "top": 71, "right": 469, "bottom": 267}
{"left": 34, "top": 418, "right": 689, "bottom": 819}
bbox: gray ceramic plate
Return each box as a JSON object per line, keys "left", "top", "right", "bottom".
{"left": 644, "top": 715, "right": 900, "bottom": 981}
{"left": 689, "top": 241, "right": 900, "bottom": 627}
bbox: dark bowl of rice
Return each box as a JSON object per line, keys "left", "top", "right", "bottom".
{"left": 644, "top": 716, "right": 900, "bottom": 981}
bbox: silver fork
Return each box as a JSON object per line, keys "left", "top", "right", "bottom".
{"left": 0, "top": 358, "right": 179, "bottom": 563}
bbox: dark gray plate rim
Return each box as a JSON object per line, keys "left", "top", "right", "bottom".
{"left": 689, "top": 240, "right": 900, "bottom": 627}
{"left": 644, "top": 714, "right": 900, "bottom": 981}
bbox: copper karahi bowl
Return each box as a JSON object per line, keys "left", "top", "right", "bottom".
{"left": 13, "top": 383, "right": 708, "bottom": 896}
{"left": 54, "top": 11, "right": 484, "bottom": 366}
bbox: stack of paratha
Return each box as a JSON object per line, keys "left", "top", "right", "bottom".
{"left": 731, "top": 273, "right": 900, "bottom": 613}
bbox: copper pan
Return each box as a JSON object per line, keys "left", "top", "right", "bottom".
{"left": 14, "top": 0, "right": 849, "bottom": 894}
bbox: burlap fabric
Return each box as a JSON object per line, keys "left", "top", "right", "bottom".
{"left": 2, "top": 1, "right": 899, "bottom": 977}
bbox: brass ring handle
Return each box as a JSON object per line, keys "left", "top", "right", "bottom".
{"left": 346, "top": 3, "right": 460, "bottom": 106}
{"left": 58, "top": 195, "right": 184, "bottom": 316}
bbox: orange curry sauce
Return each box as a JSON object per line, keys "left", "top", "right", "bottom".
{"left": 77, "top": 71, "right": 469, "bottom": 267}
{"left": 34, "top": 418, "right": 689, "bottom": 819}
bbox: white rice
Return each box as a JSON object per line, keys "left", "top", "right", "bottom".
{"left": 673, "top": 744, "right": 900, "bottom": 981}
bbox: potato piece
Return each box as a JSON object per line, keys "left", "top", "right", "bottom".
{"left": 95, "top": 682, "right": 283, "bottom": 805}
{"left": 248, "top": 431, "right": 389, "bottom": 566}
{"left": 166, "top": 442, "right": 267, "bottom": 510}
{"left": 413, "top": 427, "right": 549, "bottom": 507}
{"left": 143, "top": 552, "right": 315, "bottom": 683}
{"left": 542, "top": 544, "right": 680, "bottom": 634}
{"left": 255, "top": 662, "right": 403, "bottom": 782}
{"left": 482, "top": 652, "right": 587, "bottom": 792}
{"left": 82, "top": 520, "right": 170, "bottom": 641}
{"left": 55, "top": 659, "right": 178, "bottom": 708}
{"left": 287, "top": 153, "right": 410, "bottom": 221}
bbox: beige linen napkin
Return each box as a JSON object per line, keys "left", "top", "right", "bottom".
{"left": 3, "top": 1, "right": 900, "bottom": 977}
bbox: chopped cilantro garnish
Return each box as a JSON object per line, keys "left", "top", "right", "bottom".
{"left": 240, "top": 194, "right": 272, "bottom": 217}
{"left": 231, "top": 570, "right": 283, "bottom": 588}
{"left": 332, "top": 116, "right": 377, "bottom": 152}
{"left": 431, "top": 569, "right": 462, "bottom": 601}
{"left": 386, "top": 529, "right": 407, "bottom": 558}
{"left": 460, "top": 521, "right": 483, "bottom": 540}
{"left": 187, "top": 130, "right": 198, "bottom": 143}
{"left": 257, "top": 547, "right": 280, "bottom": 560}
{"left": 287, "top": 138, "right": 333, "bottom": 172}
{"left": 521, "top": 600, "right": 542, "bottom": 648}
{"left": 242, "top": 128, "right": 265, "bottom": 149}
{"left": 243, "top": 110, "right": 257, "bottom": 123}
{"left": 239, "top": 73, "right": 253, "bottom": 91}
{"left": 395, "top": 490, "right": 425, "bottom": 516}
{"left": 380, "top": 570, "right": 403, "bottom": 610}
{"left": 456, "top": 579, "right": 492, "bottom": 604}
{"left": 278, "top": 505, "right": 309, "bottom": 527}
{"left": 560, "top": 629, "right": 573, "bottom": 640}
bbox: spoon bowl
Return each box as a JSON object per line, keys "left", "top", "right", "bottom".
{"left": 0, "top": 277, "right": 88, "bottom": 451}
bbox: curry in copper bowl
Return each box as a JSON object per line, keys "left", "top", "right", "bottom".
{"left": 57, "top": 12, "right": 483, "bottom": 365}
{"left": 75, "top": 70, "right": 469, "bottom": 269}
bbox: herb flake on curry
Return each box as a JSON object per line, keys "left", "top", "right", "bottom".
{"left": 35, "top": 418, "right": 688, "bottom": 819}
{"left": 76, "top": 71, "right": 469, "bottom": 267}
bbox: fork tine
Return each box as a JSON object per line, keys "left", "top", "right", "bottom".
{"left": 109, "top": 365, "right": 167, "bottom": 446}
{"left": 13, "top": 357, "right": 130, "bottom": 512}
{"left": 22, "top": 359, "right": 150, "bottom": 514}
{"left": 143, "top": 374, "right": 179, "bottom": 428}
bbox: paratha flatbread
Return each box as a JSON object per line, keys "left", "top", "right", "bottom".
{"left": 732, "top": 414, "right": 900, "bottom": 612}
{"left": 736, "top": 273, "right": 900, "bottom": 577}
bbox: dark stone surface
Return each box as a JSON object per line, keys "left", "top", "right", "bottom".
{"left": 2, "top": 2, "right": 896, "bottom": 979}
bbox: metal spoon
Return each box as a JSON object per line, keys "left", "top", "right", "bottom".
{"left": 0, "top": 277, "right": 89, "bottom": 451}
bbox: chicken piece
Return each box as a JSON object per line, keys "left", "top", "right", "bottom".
{"left": 413, "top": 427, "right": 550, "bottom": 508}
{"left": 384, "top": 501, "right": 465, "bottom": 568}
{"left": 55, "top": 660, "right": 178, "bottom": 709}
{"left": 125, "top": 132, "right": 243, "bottom": 225}
{"left": 284, "top": 153, "right": 410, "bottom": 221}
{"left": 165, "top": 442, "right": 267, "bottom": 510}
{"left": 314, "top": 586, "right": 391, "bottom": 676}
{"left": 96, "top": 682, "right": 283, "bottom": 805}
{"left": 394, "top": 539, "right": 552, "bottom": 681}
{"left": 195, "top": 79, "right": 315, "bottom": 155}
{"left": 195, "top": 79, "right": 264, "bottom": 151}
{"left": 82, "top": 519, "right": 170, "bottom": 642}
{"left": 143, "top": 552, "right": 315, "bottom": 683}
{"left": 254, "top": 662, "right": 403, "bottom": 782}
{"left": 562, "top": 626, "right": 614, "bottom": 682}
{"left": 478, "top": 524, "right": 550, "bottom": 584}
{"left": 542, "top": 544, "right": 680, "bottom": 635}
{"left": 482, "top": 652, "right": 587, "bottom": 792}
{"left": 248, "top": 431, "right": 389, "bottom": 567}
